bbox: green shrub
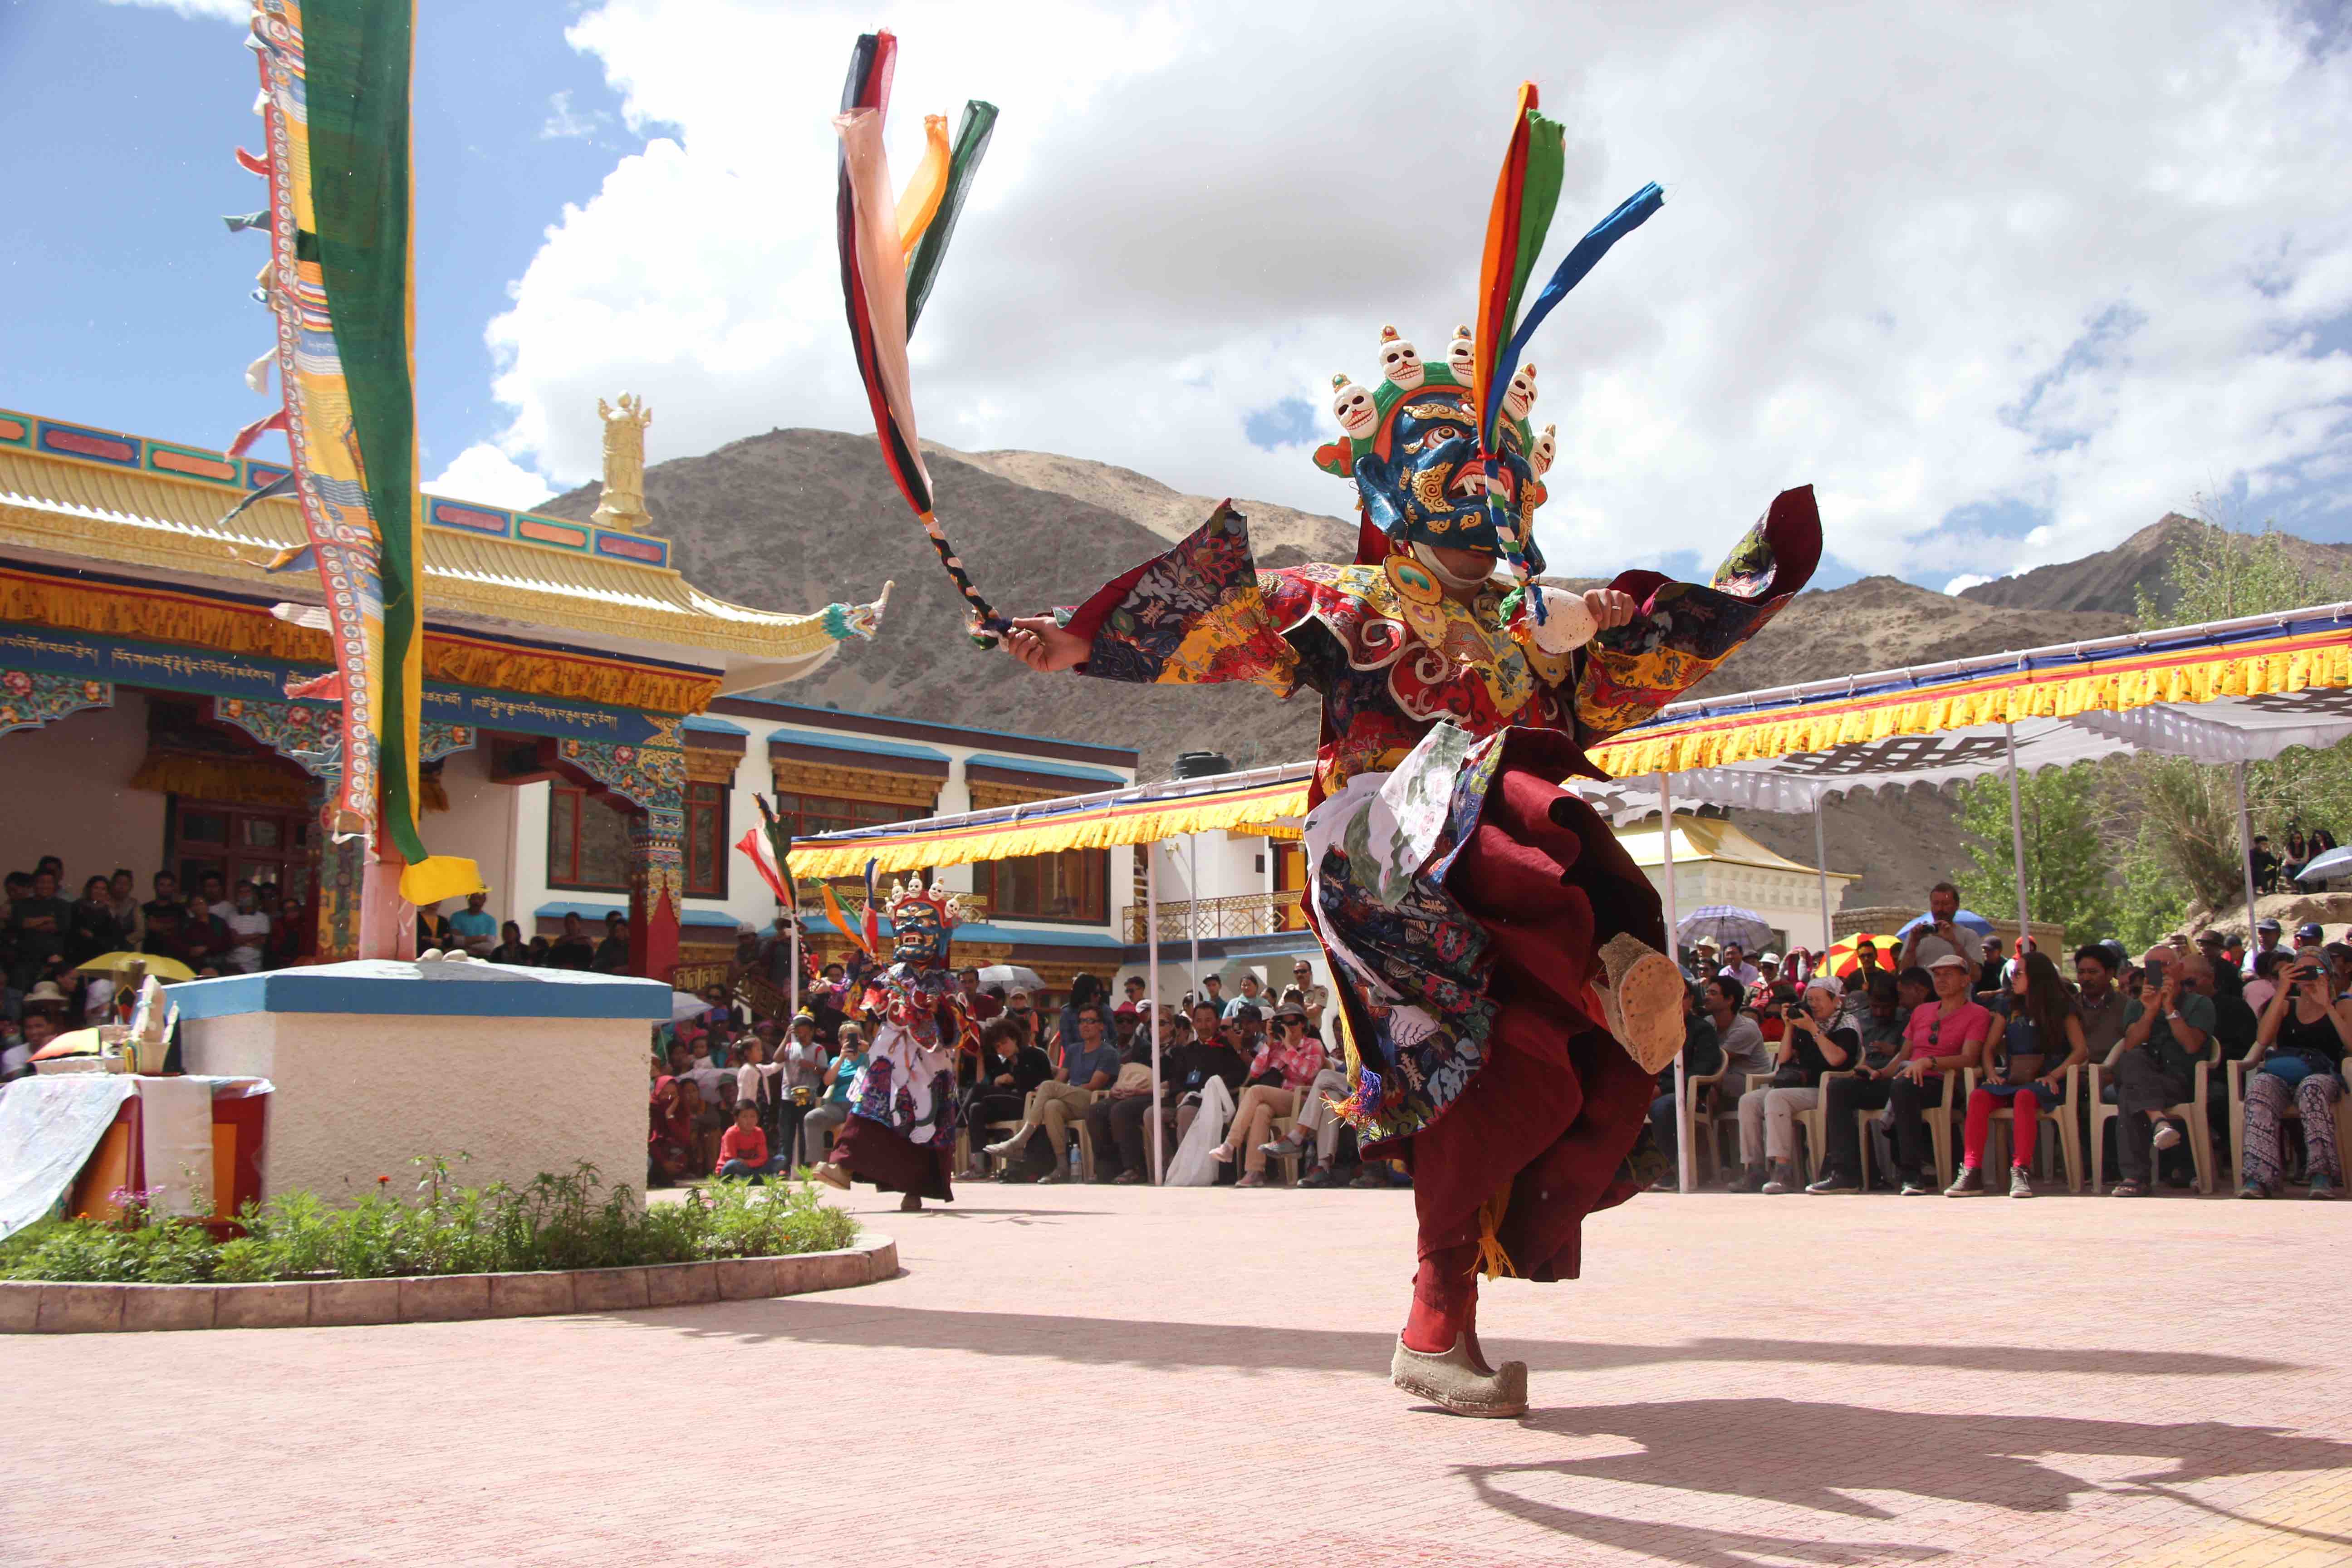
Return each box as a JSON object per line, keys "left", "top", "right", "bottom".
{"left": 0, "top": 1157, "right": 858, "bottom": 1285}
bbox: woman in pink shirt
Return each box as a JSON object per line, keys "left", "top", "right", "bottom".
{"left": 1214, "top": 1006, "right": 1328, "bottom": 1187}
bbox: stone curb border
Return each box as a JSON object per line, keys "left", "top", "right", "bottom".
{"left": 0, "top": 1234, "right": 896, "bottom": 1334}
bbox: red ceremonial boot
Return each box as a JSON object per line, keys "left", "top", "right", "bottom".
{"left": 1392, "top": 1242, "right": 1528, "bottom": 1417}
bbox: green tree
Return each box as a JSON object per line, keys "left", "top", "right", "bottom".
{"left": 1957, "top": 762, "right": 2115, "bottom": 943}
{"left": 2123, "top": 514, "right": 2352, "bottom": 922}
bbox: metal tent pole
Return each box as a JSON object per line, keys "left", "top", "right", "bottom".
{"left": 2235, "top": 760, "right": 2259, "bottom": 940}
{"left": 1188, "top": 833, "right": 1203, "bottom": 1000}
{"left": 1812, "top": 791, "right": 1835, "bottom": 958}
{"left": 1147, "top": 842, "right": 1163, "bottom": 1183}
{"left": 2004, "top": 721, "right": 2029, "bottom": 945}
{"left": 1659, "top": 773, "right": 1691, "bottom": 1196}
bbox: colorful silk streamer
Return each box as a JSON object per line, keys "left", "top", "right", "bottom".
{"left": 245, "top": 0, "right": 479, "bottom": 906}
{"left": 832, "top": 31, "right": 1005, "bottom": 644}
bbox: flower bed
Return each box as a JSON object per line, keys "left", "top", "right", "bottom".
{"left": 0, "top": 1157, "right": 857, "bottom": 1285}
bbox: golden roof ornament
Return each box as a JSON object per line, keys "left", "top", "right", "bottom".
{"left": 591, "top": 392, "right": 653, "bottom": 532}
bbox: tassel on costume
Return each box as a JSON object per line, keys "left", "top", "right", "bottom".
{"left": 1475, "top": 1181, "right": 1517, "bottom": 1281}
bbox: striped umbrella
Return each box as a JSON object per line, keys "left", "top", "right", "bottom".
{"left": 1824, "top": 932, "right": 1904, "bottom": 980}
{"left": 833, "top": 32, "right": 1004, "bottom": 644}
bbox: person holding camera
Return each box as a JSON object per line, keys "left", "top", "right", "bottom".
{"left": 2107, "top": 947, "right": 2215, "bottom": 1197}
{"left": 1732, "top": 977, "right": 1858, "bottom": 1193}
{"left": 2236, "top": 949, "right": 2350, "bottom": 1198}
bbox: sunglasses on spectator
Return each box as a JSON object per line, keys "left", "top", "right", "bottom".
{"left": 1275, "top": 1014, "right": 1307, "bottom": 1028}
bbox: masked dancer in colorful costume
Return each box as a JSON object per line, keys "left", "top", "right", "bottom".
{"left": 827, "top": 43, "right": 1818, "bottom": 1415}
{"left": 813, "top": 874, "right": 968, "bottom": 1212}
{"left": 1007, "top": 285, "right": 1815, "bottom": 1421}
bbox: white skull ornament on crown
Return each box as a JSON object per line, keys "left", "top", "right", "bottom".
{"left": 1330, "top": 372, "right": 1378, "bottom": 439}
{"left": 1376, "top": 324, "right": 1424, "bottom": 392}
{"left": 1503, "top": 362, "right": 1538, "bottom": 421}
{"left": 1532, "top": 422, "right": 1558, "bottom": 477}
{"left": 1446, "top": 324, "right": 1475, "bottom": 382}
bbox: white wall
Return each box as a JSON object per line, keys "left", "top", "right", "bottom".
{"left": 181, "top": 1009, "right": 645, "bottom": 1203}
{"left": 0, "top": 695, "right": 166, "bottom": 895}
{"left": 423, "top": 747, "right": 520, "bottom": 927}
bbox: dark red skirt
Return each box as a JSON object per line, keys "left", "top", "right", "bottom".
{"left": 830, "top": 1114, "right": 955, "bottom": 1202}
{"left": 1390, "top": 735, "right": 1661, "bottom": 1282}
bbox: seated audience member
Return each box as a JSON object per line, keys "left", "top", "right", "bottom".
{"left": 1646, "top": 981, "right": 1724, "bottom": 1191}
{"left": 221, "top": 881, "right": 272, "bottom": 974}
{"left": 1114, "top": 973, "right": 1148, "bottom": 1023}
{"left": 443, "top": 890, "right": 498, "bottom": 957}
{"left": 1947, "top": 951, "right": 2087, "bottom": 1198}
{"left": 1093, "top": 1013, "right": 1205, "bottom": 1185}
{"left": 1171, "top": 1001, "right": 1248, "bottom": 1149}
{"left": 648, "top": 1076, "right": 696, "bottom": 1186}
{"left": 2236, "top": 948, "right": 2349, "bottom": 1199}
{"left": 1856, "top": 973, "right": 1907, "bottom": 1057}
{"left": 715, "top": 1102, "right": 790, "bottom": 1181}
{"left": 2073, "top": 945, "right": 2128, "bottom": 1062}
{"left": 2204, "top": 949, "right": 2259, "bottom": 1062}
{"left": 1734, "top": 976, "right": 1858, "bottom": 1193}
{"left": 1809, "top": 954, "right": 1993, "bottom": 1195}
{"left": 66, "top": 876, "right": 119, "bottom": 968}
{"left": 1211, "top": 1003, "right": 1327, "bottom": 1187}
{"left": 1257, "top": 1024, "right": 1356, "bottom": 1186}
{"left": 1221, "top": 969, "right": 1266, "bottom": 1020}
{"left": 982, "top": 1002, "right": 1122, "bottom": 1182}
{"left": 2106, "top": 947, "right": 2215, "bottom": 1197}
{"left": 1289, "top": 959, "right": 1330, "bottom": 1032}
{"left": 1716, "top": 942, "right": 1760, "bottom": 991}
{"left": 958, "top": 966, "right": 1003, "bottom": 1021}
{"left": 489, "top": 921, "right": 530, "bottom": 966}
{"left": 1001, "top": 987, "right": 1041, "bottom": 1048}
{"left": 965, "top": 1016, "right": 1052, "bottom": 1174}
{"left": 265, "top": 893, "right": 309, "bottom": 969}
{"left": 2243, "top": 948, "right": 2283, "bottom": 1017}
{"left": 7, "top": 870, "right": 71, "bottom": 991}
{"left": 1084, "top": 1029, "right": 1164, "bottom": 1182}
{"left": 104, "top": 869, "right": 141, "bottom": 948}
{"left": 547, "top": 912, "right": 596, "bottom": 970}
{"left": 525, "top": 935, "right": 553, "bottom": 965}
{"left": 593, "top": 913, "right": 631, "bottom": 974}
{"left": 799, "top": 1024, "right": 866, "bottom": 1165}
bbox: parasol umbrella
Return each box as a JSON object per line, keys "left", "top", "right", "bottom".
{"left": 74, "top": 951, "right": 194, "bottom": 983}
{"left": 1675, "top": 905, "right": 1774, "bottom": 953}
{"left": 1895, "top": 909, "right": 1997, "bottom": 942}
{"left": 976, "top": 964, "right": 1044, "bottom": 995}
{"left": 2294, "top": 846, "right": 2352, "bottom": 885}
{"left": 30, "top": 1026, "right": 106, "bottom": 1060}
{"left": 671, "top": 990, "right": 718, "bottom": 1024}
{"left": 1824, "top": 932, "right": 1903, "bottom": 980}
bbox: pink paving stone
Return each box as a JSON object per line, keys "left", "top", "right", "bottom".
{"left": 712, "top": 1256, "right": 778, "bottom": 1300}
{"left": 643, "top": 1260, "right": 716, "bottom": 1307}
{"left": 5, "top": 1186, "right": 2352, "bottom": 1565}
{"left": 0, "top": 1280, "right": 40, "bottom": 1333}
{"left": 34, "top": 1284, "right": 122, "bottom": 1334}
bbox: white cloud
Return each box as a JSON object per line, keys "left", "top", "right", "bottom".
{"left": 466, "top": 0, "right": 2352, "bottom": 588}
{"left": 99, "top": 0, "right": 248, "bottom": 20}
{"left": 424, "top": 443, "right": 557, "bottom": 511}
{"left": 1944, "top": 574, "right": 1994, "bottom": 596}
{"left": 541, "top": 90, "right": 602, "bottom": 141}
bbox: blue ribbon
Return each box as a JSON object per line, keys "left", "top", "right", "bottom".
{"left": 1479, "top": 181, "right": 1667, "bottom": 443}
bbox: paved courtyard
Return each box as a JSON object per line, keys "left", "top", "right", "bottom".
{"left": 7, "top": 1182, "right": 2352, "bottom": 1567}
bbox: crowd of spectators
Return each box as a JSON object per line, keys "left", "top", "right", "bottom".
{"left": 1655, "top": 879, "right": 2349, "bottom": 1202}
{"left": 652, "top": 953, "right": 1403, "bottom": 1193}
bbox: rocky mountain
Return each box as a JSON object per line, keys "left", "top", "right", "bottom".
{"left": 535, "top": 429, "right": 2279, "bottom": 920}
{"left": 1957, "top": 513, "right": 2352, "bottom": 617}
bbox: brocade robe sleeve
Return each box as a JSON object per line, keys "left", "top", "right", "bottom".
{"left": 1058, "top": 505, "right": 1318, "bottom": 693}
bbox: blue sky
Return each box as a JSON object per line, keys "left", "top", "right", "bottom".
{"left": 5, "top": 0, "right": 2351, "bottom": 598}
{"left": 0, "top": 0, "right": 642, "bottom": 490}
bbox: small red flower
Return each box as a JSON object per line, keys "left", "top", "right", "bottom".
{"left": 376, "top": 1174, "right": 391, "bottom": 1186}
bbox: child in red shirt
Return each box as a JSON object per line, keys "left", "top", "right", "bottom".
{"left": 716, "top": 1103, "right": 789, "bottom": 1182}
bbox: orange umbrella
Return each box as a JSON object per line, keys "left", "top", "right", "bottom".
{"left": 1825, "top": 932, "right": 1901, "bottom": 980}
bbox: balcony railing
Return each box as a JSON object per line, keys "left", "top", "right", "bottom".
{"left": 1125, "top": 889, "right": 1306, "bottom": 944}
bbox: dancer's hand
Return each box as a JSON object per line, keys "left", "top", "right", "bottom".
{"left": 1583, "top": 588, "right": 1639, "bottom": 629}
{"left": 1004, "top": 615, "right": 1088, "bottom": 673}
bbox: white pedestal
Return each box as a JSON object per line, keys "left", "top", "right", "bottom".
{"left": 175, "top": 960, "right": 667, "bottom": 1204}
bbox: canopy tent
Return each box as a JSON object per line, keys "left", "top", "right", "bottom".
{"left": 1582, "top": 600, "right": 2352, "bottom": 1194}
{"left": 782, "top": 762, "right": 1313, "bottom": 879}
{"left": 777, "top": 761, "right": 1314, "bottom": 1185}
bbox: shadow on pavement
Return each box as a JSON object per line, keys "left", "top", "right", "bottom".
{"left": 613, "top": 1300, "right": 2290, "bottom": 1380}
{"left": 1457, "top": 1396, "right": 2352, "bottom": 1568}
